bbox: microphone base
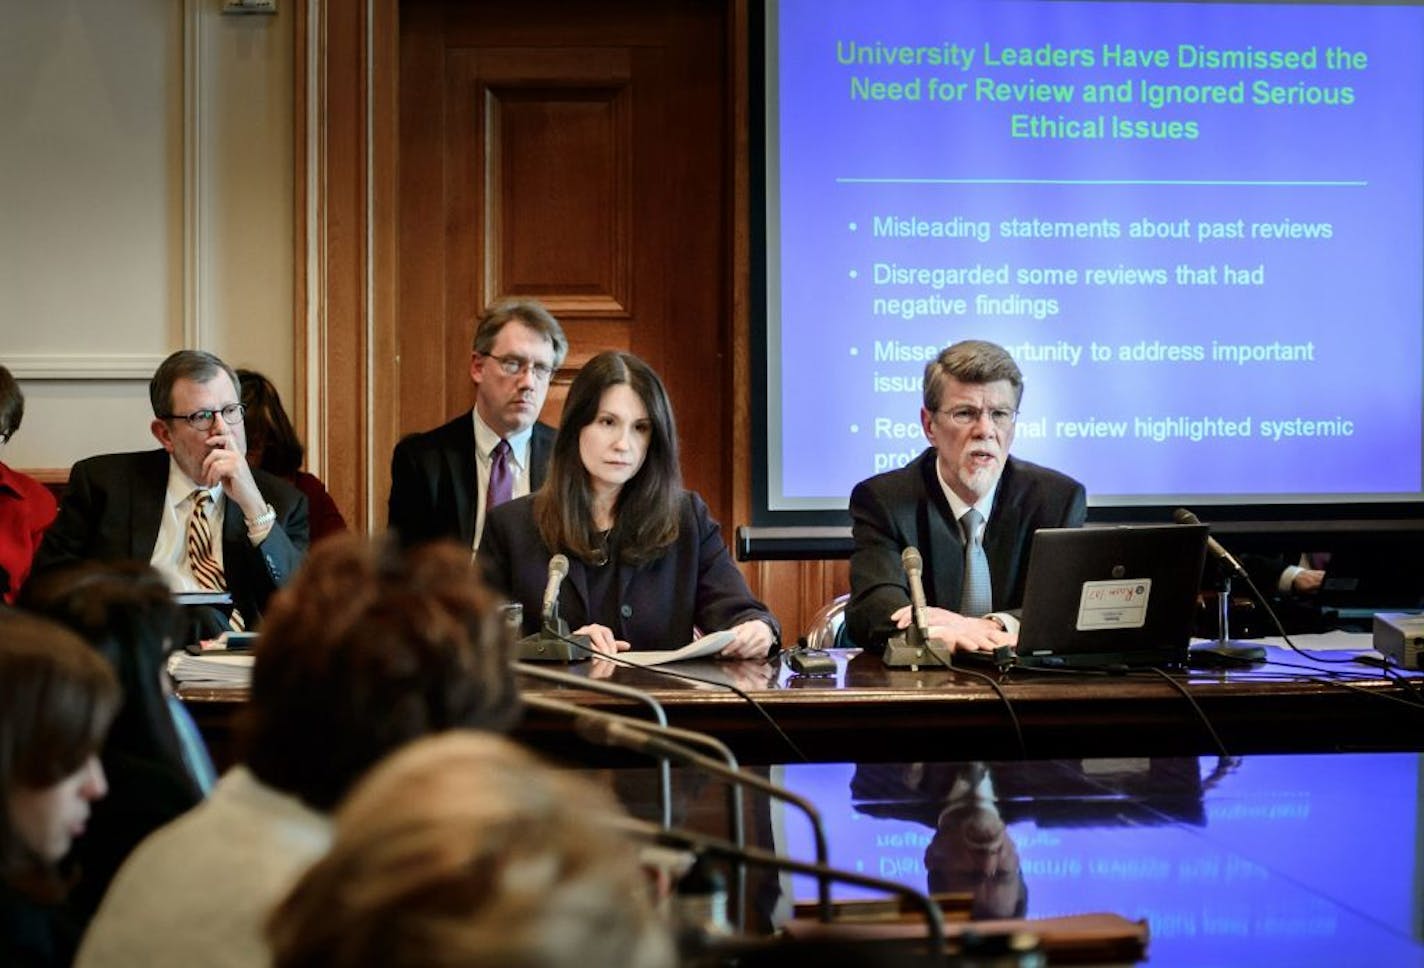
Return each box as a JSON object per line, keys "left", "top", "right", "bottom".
{"left": 881, "top": 634, "right": 953, "bottom": 669}
{"left": 1188, "top": 640, "right": 1267, "bottom": 669}
{"left": 515, "top": 632, "right": 591, "bottom": 663}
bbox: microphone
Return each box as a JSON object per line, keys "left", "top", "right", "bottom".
{"left": 515, "top": 555, "right": 591, "bottom": 662}
{"left": 513, "top": 665, "right": 675, "bottom": 829}
{"left": 901, "top": 546, "right": 932, "bottom": 646}
{"left": 542, "top": 553, "right": 570, "bottom": 624}
{"left": 572, "top": 709, "right": 834, "bottom": 922}
{"left": 1173, "top": 508, "right": 1266, "bottom": 667}
{"left": 883, "top": 546, "right": 947, "bottom": 668}
{"left": 607, "top": 817, "right": 947, "bottom": 956}
{"left": 520, "top": 693, "right": 749, "bottom": 930}
{"left": 1173, "top": 508, "right": 1248, "bottom": 579}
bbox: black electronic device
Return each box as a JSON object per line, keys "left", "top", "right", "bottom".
{"left": 786, "top": 649, "right": 837, "bottom": 676}
{"left": 1014, "top": 525, "right": 1208, "bottom": 669}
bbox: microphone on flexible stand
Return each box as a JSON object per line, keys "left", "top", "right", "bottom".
{"left": 606, "top": 816, "right": 948, "bottom": 961}
{"left": 883, "top": 547, "right": 952, "bottom": 669}
{"left": 571, "top": 708, "right": 834, "bottom": 923}
{"left": 513, "top": 665, "right": 675, "bottom": 830}
{"left": 520, "top": 693, "right": 748, "bottom": 931}
{"left": 516, "top": 554, "right": 592, "bottom": 662}
{"left": 1173, "top": 509, "right": 1266, "bottom": 666}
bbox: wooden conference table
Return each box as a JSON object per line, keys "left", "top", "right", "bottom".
{"left": 180, "top": 639, "right": 1424, "bottom": 768}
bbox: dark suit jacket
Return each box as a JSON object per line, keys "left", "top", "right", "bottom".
{"left": 478, "top": 490, "right": 779, "bottom": 652}
{"left": 846, "top": 449, "right": 1086, "bottom": 648}
{"left": 387, "top": 413, "right": 555, "bottom": 547}
{"left": 33, "top": 450, "right": 308, "bottom": 629}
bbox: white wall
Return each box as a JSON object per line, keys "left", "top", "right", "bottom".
{"left": 0, "top": 0, "right": 294, "bottom": 471}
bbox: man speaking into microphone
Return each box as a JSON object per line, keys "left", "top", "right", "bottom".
{"left": 846, "top": 340, "right": 1086, "bottom": 653}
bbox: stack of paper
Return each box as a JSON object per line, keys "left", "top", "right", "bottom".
{"left": 166, "top": 652, "right": 254, "bottom": 686}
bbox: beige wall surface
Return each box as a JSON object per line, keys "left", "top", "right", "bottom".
{"left": 1, "top": 1, "right": 293, "bottom": 471}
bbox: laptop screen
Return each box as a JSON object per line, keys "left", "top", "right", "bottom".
{"left": 1016, "top": 525, "right": 1209, "bottom": 668}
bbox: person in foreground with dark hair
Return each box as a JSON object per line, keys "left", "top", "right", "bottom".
{"left": 847, "top": 339, "right": 1086, "bottom": 653}
{"left": 75, "top": 535, "right": 519, "bottom": 968}
{"left": 0, "top": 364, "right": 59, "bottom": 604}
{"left": 19, "top": 561, "right": 211, "bottom": 925}
{"left": 479, "top": 350, "right": 779, "bottom": 658}
{"left": 0, "top": 613, "right": 118, "bottom": 968}
{"left": 236, "top": 368, "right": 347, "bottom": 544}
{"left": 267, "top": 731, "right": 674, "bottom": 968}
{"left": 33, "top": 350, "right": 309, "bottom": 636}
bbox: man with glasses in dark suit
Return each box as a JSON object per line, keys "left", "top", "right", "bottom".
{"left": 847, "top": 339, "right": 1086, "bottom": 654}
{"left": 388, "top": 298, "right": 568, "bottom": 550}
{"left": 34, "top": 351, "right": 308, "bottom": 635}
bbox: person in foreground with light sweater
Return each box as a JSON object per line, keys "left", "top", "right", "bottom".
{"left": 75, "top": 535, "right": 519, "bottom": 968}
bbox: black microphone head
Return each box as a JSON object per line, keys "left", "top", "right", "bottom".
{"left": 901, "top": 546, "right": 923, "bottom": 573}
{"left": 1172, "top": 508, "right": 1202, "bottom": 527}
{"left": 549, "top": 553, "right": 570, "bottom": 578}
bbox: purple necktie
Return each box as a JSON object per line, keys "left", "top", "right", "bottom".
{"left": 488, "top": 439, "right": 513, "bottom": 508}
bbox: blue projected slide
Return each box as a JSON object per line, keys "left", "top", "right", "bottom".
{"left": 763, "top": 0, "right": 1424, "bottom": 514}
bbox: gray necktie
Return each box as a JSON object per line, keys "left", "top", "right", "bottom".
{"left": 959, "top": 508, "right": 992, "bottom": 617}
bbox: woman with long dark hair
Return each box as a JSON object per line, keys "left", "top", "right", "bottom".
{"left": 0, "top": 613, "right": 118, "bottom": 967}
{"left": 237, "top": 369, "right": 347, "bottom": 544}
{"left": 479, "top": 351, "right": 778, "bottom": 657}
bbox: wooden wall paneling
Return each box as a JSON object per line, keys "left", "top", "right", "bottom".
{"left": 445, "top": 46, "right": 636, "bottom": 425}
{"left": 300, "top": 0, "right": 382, "bottom": 529}
{"left": 646, "top": 13, "right": 730, "bottom": 527}
{"left": 396, "top": 1, "right": 452, "bottom": 441}
{"left": 397, "top": 0, "right": 731, "bottom": 528}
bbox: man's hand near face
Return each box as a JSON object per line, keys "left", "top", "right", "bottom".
{"left": 200, "top": 425, "right": 266, "bottom": 520}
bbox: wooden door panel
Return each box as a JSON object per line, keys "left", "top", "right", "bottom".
{"left": 400, "top": 0, "right": 727, "bottom": 523}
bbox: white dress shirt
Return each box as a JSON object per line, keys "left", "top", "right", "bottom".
{"left": 149, "top": 461, "right": 226, "bottom": 593}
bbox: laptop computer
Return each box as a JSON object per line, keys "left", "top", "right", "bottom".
{"left": 1013, "top": 524, "right": 1209, "bottom": 669}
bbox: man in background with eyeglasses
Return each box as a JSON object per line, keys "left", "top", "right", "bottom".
{"left": 388, "top": 298, "right": 568, "bottom": 550}
{"left": 847, "top": 339, "right": 1085, "bottom": 653}
{"left": 34, "top": 350, "right": 309, "bottom": 636}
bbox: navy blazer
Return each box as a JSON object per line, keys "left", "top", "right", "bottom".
{"left": 478, "top": 490, "right": 779, "bottom": 652}
{"left": 33, "top": 449, "right": 309, "bottom": 629}
{"left": 846, "top": 449, "right": 1086, "bottom": 648}
{"left": 387, "top": 413, "right": 555, "bottom": 547}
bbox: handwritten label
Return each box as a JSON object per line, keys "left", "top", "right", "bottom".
{"left": 1076, "top": 579, "right": 1151, "bottom": 630}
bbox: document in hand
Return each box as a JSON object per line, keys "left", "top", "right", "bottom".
{"left": 616, "top": 629, "right": 736, "bottom": 667}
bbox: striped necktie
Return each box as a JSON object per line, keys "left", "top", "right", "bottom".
{"left": 187, "top": 490, "right": 244, "bottom": 631}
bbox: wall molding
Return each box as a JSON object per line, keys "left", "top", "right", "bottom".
{"left": 6, "top": 355, "right": 168, "bottom": 381}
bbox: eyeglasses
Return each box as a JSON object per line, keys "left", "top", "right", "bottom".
{"left": 937, "top": 405, "right": 1019, "bottom": 429}
{"left": 481, "top": 353, "right": 555, "bottom": 382}
{"left": 163, "top": 403, "right": 247, "bottom": 431}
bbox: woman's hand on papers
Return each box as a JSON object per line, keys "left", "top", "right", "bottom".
{"left": 572, "top": 624, "right": 631, "bottom": 657}
{"left": 719, "top": 619, "right": 777, "bottom": 659}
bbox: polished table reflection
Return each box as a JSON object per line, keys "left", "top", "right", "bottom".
{"left": 180, "top": 643, "right": 1424, "bottom": 767}
{"left": 605, "top": 751, "right": 1424, "bottom": 966}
